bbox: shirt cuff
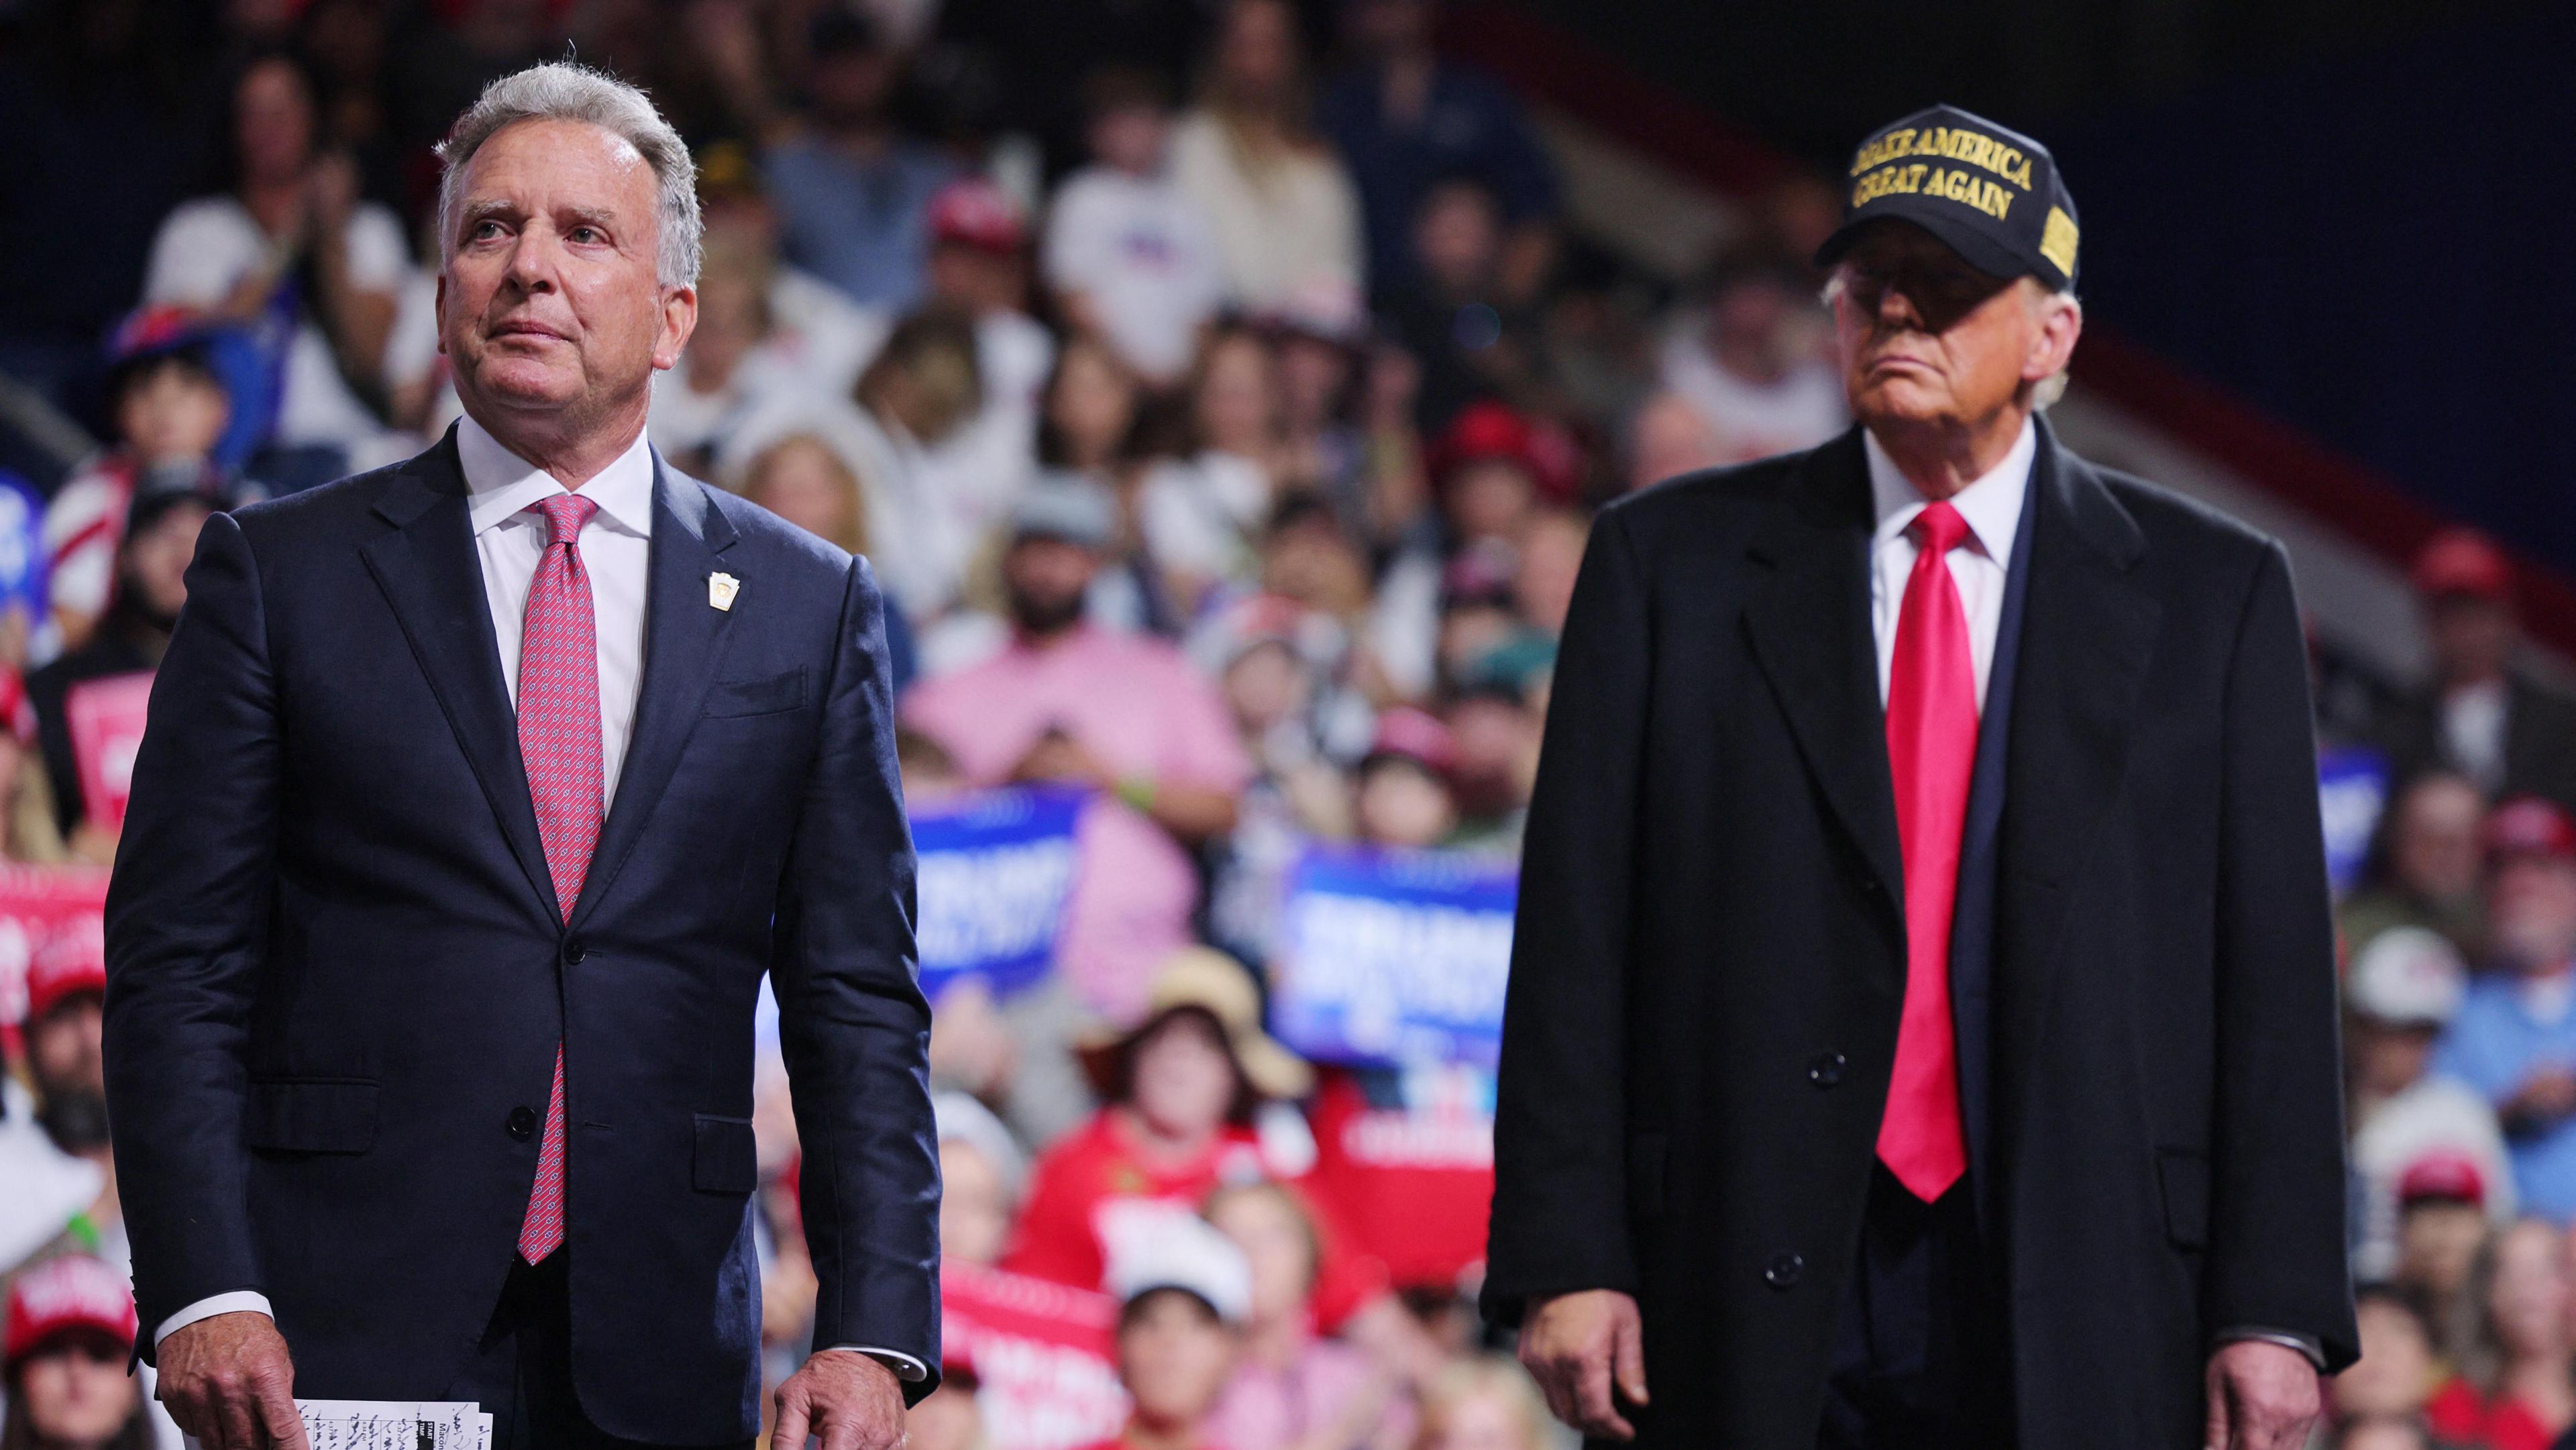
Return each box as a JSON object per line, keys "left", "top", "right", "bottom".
{"left": 156, "top": 1292, "right": 275, "bottom": 1347}
{"left": 821, "top": 1345, "right": 931, "bottom": 1383}
{"left": 2212, "top": 1327, "right": 2326, "bottom": 1371}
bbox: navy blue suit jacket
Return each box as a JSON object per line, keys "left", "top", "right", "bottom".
{"left": 101, "top": 428, "right": 940, "bottom": 1441}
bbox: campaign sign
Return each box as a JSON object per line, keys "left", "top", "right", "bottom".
{"left": 1273, "top": 845, "right": 1517, "bottom": 1069}
{"left": 63, "top": 670, "right": 156, "bottom": 830}
{"left": 2318, "top": 745, "right": 2390, "bottom": 898}
{"left": 941, "top": 1262, "right": 1126, "bottom": 1450}
{"left": 911, "top": 787, "right": 1085, "bottom": 999}
{"left": 0, "top": 865, "right": 111, "bottom": 1029}
{"left": 0, "top": 472, "right": 47, "bottom": 623}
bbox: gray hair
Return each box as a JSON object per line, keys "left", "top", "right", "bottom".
{"left": 433, "top": 62, "right": 702, "bottom": 289}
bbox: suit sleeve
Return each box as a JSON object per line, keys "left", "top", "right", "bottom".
{"left": 2205, "top": 540, "right": 2359, "bottom": 1370}
{"left": 1482, "top": 506, "right": 1650, "bottom": 1325}
{"left": 771, "top": 554, "right": 941, "bottom": 1401}
{"left": 101, "top": 511, "right": 284, "bottom": 1360}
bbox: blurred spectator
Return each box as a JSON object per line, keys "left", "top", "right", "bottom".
{"left": 1077, "top": 1213, "right": 1254, "bottom": 1450}
{"left": 1380, "top": 177, "right": 1539, "bottom": 433}
{"left": 934, "top": 1090, "right": 1028, "bottom": 1270}
{"left": 1045, "top": 68, "right": 1227, "bottom": 386}
{"left": 1427, "top": 402, "right": 1569, "bottom": 557}
{"left": 1511, "top": 508, "right": 1585, "bottom": 639}
{"left": 906, "top": 1363, "right": 989, "bottom": 1450}
{"left": 2382, "top": 529, "right": 2576, "bottom": 813}
{"left": 1170, "top": 0, "right": 1366, "bottom": 309}
{"left": 28, "top": 486, "right": 223, "bottom": 849}
{"left": 42, "top": 314, "right": 239, "bottom": 657}
{"left": 1142, "top": 325, "right": 1285, "bottom": 608}
{"left": 1654, "top": 254, "right": 1846, "bottom": 465}
{"left": 2349, "top": 927, "right": 2516, "bottom": 1281}
{"left": 765, "top": 9, "right": 957, "bottom": 311}
{"left": 2334, "top": 1286, "right": 2440, "bottom": 1428}
{"left": 1205, "top": 1180, "right": 1407, "bottom": 1450}
{"left": 2343, "top": 770, "right": 2492, "bottom": 963}
{"left": 735, "top": 433, "right": 869, "bottom": 556}
{"left": 142, "top": 51, "right": 409, "bottom": 476}
{"left": 1319, "top": 0, "right": 1559, "bottom": 309}
{"left": 2394, "top": 1155, "right": 2494, "bottom": 1368}
{"left": 649, "top": 227, "right": 830, "bottom": 474}
{"left": 1623, "top": 389, "right": 1729, "bottom": 494}
{"left": 2436, "top": 798, "right": 2576, "bottom": 1220}
{"left": 1409, "top": 1355, "right": 1556, "bottom": 1450}
{"left": 1003, "top": 947, "right": 1395, "bottom": 1335}
{"left": 2337, "top": 1418, "right": 2433, "bottom": 1450}
{"left": 2426, "top": 1217, "right": 2576, "bottom": 1450}
{"left": 1260, "top": 285, "right": 1413, "bottom": 551}
{"left": 1201, "top": 598, "right": 1367, "bottom": 964}
{"left": 1353, "top": 709, "right": 1458, "bottom": 850}
{"left": 1440, "top": 678, "right": 1542, "bottom": 858}
{"left": 0, "top": 947, "right": 111, "bottom": 1282}
{"left": 1, "top": 1253, "right": 152, "bottom": 1450}
{"left": 918, "top": 178, "right": 1055, "bottom": 546}
{"left": 1033, "top": 338, "right": 1181, "bottom": 635}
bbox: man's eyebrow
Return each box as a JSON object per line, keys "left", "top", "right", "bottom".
{"left": 455, "top": 198, "right": 519, "bottom": 229}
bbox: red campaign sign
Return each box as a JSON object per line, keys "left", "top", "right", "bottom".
{"left": 1305, "top": 1067, "right": 1495, "bottom": 1293}
{"left": 0, "top": 864, "right": 111, "bottom": 1029}
{"left": 63, "top": 670, "right": 155, "bottom": 829}
{"left": 941, "top": 1261, "right": 1128, "bottom": 1450}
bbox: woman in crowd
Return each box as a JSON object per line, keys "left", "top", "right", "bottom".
{"left": 1142, "top": 324, "right": 1287, "bottom": 611}
{"left": 734, "top": 433, "right": 871, "bottom": 558}
{"left": 1, "top": 1255, "right": 154, "bottom": 1450}
{"left": 1170, "top": 0, "right": 1366, "bottom": 309}
{"left": 1037, "top": 333, "right": 1183, "bottom": 635}
{"left": 1205, "top": 1180, "right": 1408, "bottom": 1450}
{"left": 2426, "top": 1219, "right": 2576, "bottom": 1450}
{"left": 140, "top": 50, "right": 409, "bottom": 479}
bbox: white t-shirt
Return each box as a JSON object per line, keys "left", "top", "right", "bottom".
{"left": 1167, "top": 113, "right": 1364, "bottom": 309}
{"left": 1656, "top": 324, "right": 1848, "bottom": 467}
{"left": 1042, "top": 166, "right": 1226, "bottom": 380}
{"left": 142, "top": 195, "right": 410, "bottom": 452}
{"left": 1140, "top": 449, "right": 1270, "bottom": 589}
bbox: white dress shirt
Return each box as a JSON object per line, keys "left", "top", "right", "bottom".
{"left": 158, "top": 415, "right": 924, "bottom": 1383}
{"left": 1863, "top": 418, "right": 2035, "bottom": 710}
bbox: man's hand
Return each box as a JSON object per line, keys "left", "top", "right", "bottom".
{"left": 157, "top": 1311, "right": 309, "bottom": 1450}
{"left": 773, "top": 1349, "right": 906, "bottom": 1450}
{"left": 2202, "top": 1340, "right": 2320, "bottom": 1450}
{"left": 1517, "top": 1289, "right": 1648, "bottom": 1442}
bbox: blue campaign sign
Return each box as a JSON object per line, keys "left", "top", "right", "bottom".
{"left": 911, "top": 786, "right": 1087, "bottom": 998}
{"left": 2318, "top": 744, "right": 2390, "bottom": 898}
{"left": 0, "top": 473, "right": 47, "bottom": 623}
{"left": 1273, "top": 845, "right": 1518, "bottom": 1069}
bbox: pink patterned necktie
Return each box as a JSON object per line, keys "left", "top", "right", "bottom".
{"left": 1876, "top": 500, "right": 1979, "bottom": 1202}
{"left": 515, "top": 491, "right": 602, "bottom": 1263}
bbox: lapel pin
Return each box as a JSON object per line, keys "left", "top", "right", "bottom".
{"left": 708, "top": 572, "right": 740, "bottom": 612}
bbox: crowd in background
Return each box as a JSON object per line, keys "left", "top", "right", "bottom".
{"left": 3, "top": 2, "right": 2576, "bottom": 1449}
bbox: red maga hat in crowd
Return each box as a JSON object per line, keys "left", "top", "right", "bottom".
{"left": 2486, "top": 795, "right": 2576, "bottom": 866}
{"left": 2410, "top": 527, "right": 2513, "bottom": 605}
{"left": 4, "top": 1255, "right": 138, "bottom": 1369}
{"left": 928, "top": 178, "right": 1028, "bottom": 254}
{"left": 2396, "top": 1151, "right": 2487, "bottom": 1209}
{"left": 23, "top": 928, "right": 107, "bottom": 1025}
{"left": 1428, "top": 401, "right": 1582, "bottom": 505}
{"left": 1364, "top": 706, "right": 1459, "bottom": 778}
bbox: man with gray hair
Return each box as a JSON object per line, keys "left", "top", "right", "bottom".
{"left": 103, "top": 62, "right": 937, "bottom": 1449}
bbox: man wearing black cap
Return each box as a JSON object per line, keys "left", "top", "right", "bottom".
{"left": 1487, "top": 105, "right": 2353, "bottom": 1449}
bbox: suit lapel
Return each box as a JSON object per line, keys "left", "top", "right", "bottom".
{"left": 360, "top": 427, "right": 561, "bottom": 921}
{"left": 1994, "top": 429, "right": 2163, "bottom": 1072}
{"left": 568, "top": 458, "right": 739, "bottom": 929}
{"left": 1741, "top": 430, "right": 1907, "bottom": 949}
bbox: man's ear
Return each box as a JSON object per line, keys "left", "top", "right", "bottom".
{"left": 2025, "top": 289, "right": 2082, "bottom": 385}
{"left": 655, "top": 284, "right": 698, "bottom": 372}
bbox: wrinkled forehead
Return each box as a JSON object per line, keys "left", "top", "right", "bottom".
{"left": 454, "top": 116, "right": 656, "bottom": 216}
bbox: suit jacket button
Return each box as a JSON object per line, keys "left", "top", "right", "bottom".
{"left": 564, "top": 939, "right": 588, "bottom": 965}
{"left": 507, "top": 1106, "right": 537, "bottom": 1141}
{"left": 1764, "top": 1253, "right": 1804, "bottom": 1290}
{"left": 1807, "top": 1053, "right": 1847, "bottom": 1088}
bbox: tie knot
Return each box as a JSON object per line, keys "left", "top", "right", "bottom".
{"left": 532, "top": 492, "right": 600, "bottom": 547}
{"left": 1911, "top": 500, "right": 1972, "bottom": 556}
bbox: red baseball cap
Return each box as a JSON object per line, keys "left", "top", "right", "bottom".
{"left": 2395, "top": 1151, "right": 2486, "bottom": 1209}
{"left": 23, "top": 925, "right": 107, "bottom": 1025}
{"left": 2486, "top": 795, "right": 2576, "bottom": 866}
{"left": 928, "top": 178, "right": 1027, "bottom": 254}
{"left": 2410, "top": 528, "right": 2513, "bottom": 605}
{"left": 1364, "top": 707, "right": 1458, "bottom": 777}
{"left": 3, "top": 1255, "right": 138, "bottom": 1369}
{"left": 1428, "top": 402, "right": 1582, "bottom": 504}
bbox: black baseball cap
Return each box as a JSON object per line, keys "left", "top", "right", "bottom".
{"left": 1815, "top": 104, "right": 2080, "bottom": 291}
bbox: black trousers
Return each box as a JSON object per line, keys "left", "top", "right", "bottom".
{"left": 1818, "top": 1165, "right": 2015, "bottom": 1450}
{"left": 441, "top": 1252, "right": 756, "bottom": 1450}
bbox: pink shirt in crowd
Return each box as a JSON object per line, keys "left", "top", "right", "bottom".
{"left": 904, "top": 627, "right": 1252, "bottom": 1022}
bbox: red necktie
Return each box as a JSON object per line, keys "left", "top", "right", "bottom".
{"left": 1877, "top": 500, "right": 1978, "bottom": 1202}
{"left": 516, "top": 492, "right": 603, "bottom": 1263}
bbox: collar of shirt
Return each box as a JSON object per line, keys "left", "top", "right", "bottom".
{"left": 1862, "top": 415, "right": 2036, "bottom": 566}
{"left": 455, "top": 411, "right": 657, "bottom": 543}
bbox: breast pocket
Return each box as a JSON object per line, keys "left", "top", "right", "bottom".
{"left": 704, "top": 668, "right": 808, "bottom": 719}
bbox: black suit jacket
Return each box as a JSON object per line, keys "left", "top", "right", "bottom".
{"left": 101, "top": 430, "right": 940, "bottom": 1441}
{"left": 1485, "top": 422, "right": 2355, "bottom": 1449}
{"left": 2381, "top": 672, "right": 2576, "bottom": 814}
